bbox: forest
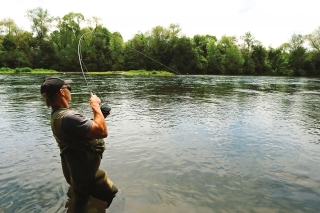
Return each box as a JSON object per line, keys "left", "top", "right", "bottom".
{"left": 0, "top": 7, "right": 320, "bottom": 76}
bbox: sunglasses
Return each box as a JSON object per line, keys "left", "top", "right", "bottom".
{"left": 61, "top": 84, "right": 71, "bottom": 92}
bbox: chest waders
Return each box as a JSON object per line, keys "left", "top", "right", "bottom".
{"left": 51, "top": 108, "right": 118, "bottom": 206}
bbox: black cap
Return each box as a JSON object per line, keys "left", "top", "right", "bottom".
{"left": 100, "top": 103, "right": 111, "bottom": 114}
{"left": 41, "top": 77, "right": 72, "bottom": 97}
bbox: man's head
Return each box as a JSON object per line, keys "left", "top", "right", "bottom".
{"left": 41, "top": 77, "right": 72, "bottom": 107}
{"left": 100, "top": 103, "right": 111, "bottom": 118}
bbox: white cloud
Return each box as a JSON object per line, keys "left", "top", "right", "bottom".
{"left": 0, "top": 0, "right": 319, "bottom": 47}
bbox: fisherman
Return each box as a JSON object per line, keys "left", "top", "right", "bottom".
{"left": 40, "top": 77, "right": 118, "bottom": 207}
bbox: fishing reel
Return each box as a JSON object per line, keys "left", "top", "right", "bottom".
{"left": 100, "top": 103, "right": 111, "bottom": 117}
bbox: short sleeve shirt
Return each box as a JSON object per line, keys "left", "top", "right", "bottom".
{"left": 61, "top": 111, "right": 93, "bottom": 136}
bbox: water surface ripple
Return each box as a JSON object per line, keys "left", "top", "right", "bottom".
{"left": 0, "top": 75, "right": 319, "bottom": 213}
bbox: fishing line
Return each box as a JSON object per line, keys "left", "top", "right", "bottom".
{"left": 77, "top": 31, "right": 181, "bottom": 95}
{"left": 126, "top": 44, "right": 181, "bottom": 76}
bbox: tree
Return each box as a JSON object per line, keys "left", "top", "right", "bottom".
{"left": 0, "top": 34, "right": 31, "bottom": 68}
{"left": 288, "top": 34, "right": 304, "bottom": 51}
{"left": 172, "top": 36, "right": 197, "bottom": 73}
{"left": 240, "top": 32, "right": 257, "bottom": 74}
{"left": 251, "top": 45, "right": 270, "bottom": 75}
{"left": 240, "top": 32, "right": 258, "bottom": 52}
{"left": 55, "top": 12, "right": 84, "bottom": 49}
{"left": 287, "top": 34, "right": 311, "bottom": 76}
{"left": 50, "top": 12, "right": 85, "bottom": 71}
{"left": 26, "top": 7, "right": 54, "bottom": 42}
{"left": 26, "top": 7, "right": 55, "bottom": 69}
{"left": 110, "top": 32, "right": 124, "bottom": 70}
{"left": 80, "top": 26, "right": 112, "bottom": 71}
{"left": 86, "top": 16, "right": 102, "bottom": 31}
{"left": 2, "top": 35, "right": 16, "bottom": 51}
{"left": 123, "top": 33, "right": 148, "bottom": 70}
{"left": 192, "top": 34, "right": 217, "bottom": 73}
{"left": 0, "top": 18, "right": 19, "bottom": 36}
{"left": 217, "top": 36, "right": 244, "bottom": 74}
{"left": 144, "top": 25, "right": 173, "bottom": 70}
{"left": 267, "top": 47, "right": 289, "bottom": 75}
{"left": 306, "top": 26, "right": 320, "bottom": 51}
{"left": 207, "top": 38, "right": 223, "bottom": 74}
{"left": 305, "top": 26, "right": 320, "bottom": 75}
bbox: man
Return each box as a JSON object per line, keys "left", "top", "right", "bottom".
{"left": 40, "top": 77, "right": 118, "bottom": 207}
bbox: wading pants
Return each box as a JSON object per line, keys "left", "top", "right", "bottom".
{"left": 60, "top": 148, "right": 118, "bottom": 205}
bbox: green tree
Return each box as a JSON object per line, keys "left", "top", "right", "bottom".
{"left": 240, "top": 32, "right": 257, "bottom": 74}
{"left": 123, "top": 33, "right": 148, "bottom": 70}
{"left": 207, "top": 37, "right": 223, "bottom": 74}
{"left": 144, "top": 25, "right": 173, "bottom": 70}
{"left": 287, "top": 34, "right": 311, "bottom": 76}
{"left": 80, "top": 26, "right": 112, "bottom": 71}
{"left": 307, "top": 51, "right": 320, "bottom": 76}
{"left": 251, "top": 45, "right": 270, "bottom": 75}
{"left": 305, "top": 26, "right": 320, "bottom": 76}
{"left": 2, "top": 35, "right": 16, "bottom": 51}
{"left": 110, "top": 32, "right": 124, "bottom": 70}
{"left": 0, "top": 18, "right": 19, "bottom": 36}
{"left": 306, "top": 26, "right": 320, "bottom": 51}
{"left": 26, "top": 7, "right": 55, "bottom": 68}
{"left": 267, "top": 47, "right": 289, "bottom": 75}
{"left": 192, "top": 35, "right": 216, "bottom": 73}
{"left": 172, "top": 36, "right": 198, "bottom": 73}
{"left": 217, "top": 36, "right": 244, "bottom": 74}
{"left": 51, "top": 12, "right": 85, "bottom": 71}
{"left": 55, "top": 12, "right": 84, "bottom": 50}
{"left": 0, "top": 34, "right": 31, "bottom": 68}
{"left": 26, "top": 7, "right": 54, "bottom": 42}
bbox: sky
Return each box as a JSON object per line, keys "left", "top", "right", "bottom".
{"left": 0, "top": 0, "right": 319, "bottom": 48}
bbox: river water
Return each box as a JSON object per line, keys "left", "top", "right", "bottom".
{"left": 0, "top": 74, "right": 320, "bottom": 213}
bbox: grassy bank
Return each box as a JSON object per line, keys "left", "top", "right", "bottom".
{"left": 0, "top": 67, "right": 59, "bottom": 74}
{"left": 0, "top": 67, "right": 175, "bottom": 76}
{"left": 119, "top": 70, "right": 174, "bottom": 76}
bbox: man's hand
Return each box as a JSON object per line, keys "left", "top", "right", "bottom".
{"left": 86, "top": 94, "right": 108, "bottom": 139}
{"left": 90, "top": 93, "right": 101, "bottom": 106}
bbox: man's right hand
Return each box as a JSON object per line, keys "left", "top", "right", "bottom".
{"left": 86, "top": 94, "right": 108, "bottom": 139}
{"left": 90, "top": 93, "right": 101, "bottom": 107}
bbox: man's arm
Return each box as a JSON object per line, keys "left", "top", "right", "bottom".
{"left": 86, "top": 94, "right": 108, "bottom": 139}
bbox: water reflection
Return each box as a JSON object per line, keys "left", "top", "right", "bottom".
{"left": 0, "top": 74, "right": 319, "bottom": 212}
{"left": 64, "top": 186, "right": 125, "bottom": 213}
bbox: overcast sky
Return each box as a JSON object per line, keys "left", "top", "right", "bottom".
{"left": 0, "top": 0, "right": 319, "bottom": 47}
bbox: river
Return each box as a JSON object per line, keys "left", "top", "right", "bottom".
{"left": 0, "top": 74, "right": 320, "bottom": 213}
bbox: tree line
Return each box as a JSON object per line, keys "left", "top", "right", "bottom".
{"left": 0, "top": 7, "right": 320, "bottom": 76}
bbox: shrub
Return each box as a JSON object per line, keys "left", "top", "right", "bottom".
{"left": 21, "top": 67, "right": 32, "bottom": 72}
{"left": 0, "top": 67, "right": 12, "bottom": 71}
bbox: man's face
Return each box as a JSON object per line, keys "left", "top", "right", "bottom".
{"left": 61, "top": 84, "right": 72, "bottom": 102}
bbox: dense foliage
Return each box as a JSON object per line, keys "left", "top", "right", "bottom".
{"left": 0, "top": 7, "right": 320, "bottom": 76}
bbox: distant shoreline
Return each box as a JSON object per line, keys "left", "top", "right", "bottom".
{"left": 0, "top": 68, "right": 175, "bottom": 76}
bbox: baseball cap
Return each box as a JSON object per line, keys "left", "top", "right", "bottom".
{"left": 41, "top": 77, "right": 72, "bottom": 97}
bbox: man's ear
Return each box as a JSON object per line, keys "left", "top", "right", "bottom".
{"left": 59, "top": 89, "right": 65, "bottom": 96}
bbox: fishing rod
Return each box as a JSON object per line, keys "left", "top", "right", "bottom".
{"left": 77, "top": 31, "right": 94, "bottom": 94}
